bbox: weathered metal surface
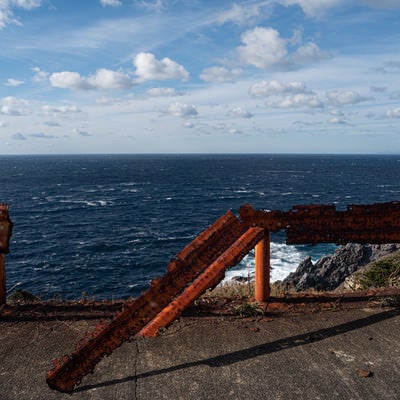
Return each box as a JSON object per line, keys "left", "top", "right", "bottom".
{"left": 47, "top": 210, "right": 249, "bottom": 393}
{"left": 240, "top": 201, "right": 400, "bottom": 244}
{"left": 0, "top": 204, "right": 12, "bottom": 305}
{"left": 0, "top": 204, "right": 12, "bottom": 254}
{"left": 254, "top": 230, "right": 270, "bottom": 302}
{"left": 139, "top": 227, "right": 265, "bottom": 337}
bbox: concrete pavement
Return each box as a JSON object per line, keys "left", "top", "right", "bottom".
{"left": 0, "top": 307, "right": 399, "bottom": 399}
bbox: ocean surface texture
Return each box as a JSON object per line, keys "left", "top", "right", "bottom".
{"left": 1, "top": 154, "right": 400, "bottom": 300}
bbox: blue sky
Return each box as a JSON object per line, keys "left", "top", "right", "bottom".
{"left": 1, "top": 0, "right": 400, "bottom": 154}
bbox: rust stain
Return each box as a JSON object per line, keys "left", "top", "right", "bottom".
{"left": 240, "top": 201, "right": 400, "bottom": 244}
{"left": 0, "top": 204, "right": 12, "bottom": 254}
{"left": 46, "top": 200, "right": 400, "bottom": 392}
{"left": 46, "top": 210, "right": 253, "bottom": 393}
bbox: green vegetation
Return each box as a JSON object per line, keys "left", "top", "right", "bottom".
{"left": 229, "top": 302, "right": 263, "bottom": 317}
{"left": 8, "top": 289, "right": 39, "bottom": 303}
{"left": 359, "top": 253, "right": 400, "bottom": 290}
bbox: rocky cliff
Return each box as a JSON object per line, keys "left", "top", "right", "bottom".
{"left": 282, "top": 243, "right": 400, "bottom": 291}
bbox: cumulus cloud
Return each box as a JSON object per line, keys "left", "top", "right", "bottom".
{"left": 387, "top": 108, "right": 400, "bottom": 118}
{"left": 5, "top": 78, "right": 24, "bottom": 86}
{"left": 134, "top": 52, "right": 189, "bottom": 82}
{"left": 249, "top": 80, "right": 308, "bottom": 97}
{"left": 229, "top": 107, "right": 253, "bottom": 118}
{"left": 236, "top": 27, "right": 328, "bottom": 70}
{"left": 32, "top": 67, "right": 49, "bottom": 82}
{"left": 146, "top": 87, "right": 182, "bottom": 97}
{"left": 328, "top": 117, "right": 346, "bottom": 124}
{"left": 278, "top": 0, "right": 344, "bottom": 18}
{"left": 292, "top": 42, "right": 329, "bottom": 63}
{"left": 0, "top": 96, "right": 29, "bottom": 115}
{"left": 42, "top": 104, "right": 81, "bottom": 115}
{"left": 216, "top": 3, "right": 269, "bottom": 26}
{"left": 166, "top": 102, "right": 198, "bottom": 118}
{"left": 200, "top": 67, "right": 242, "bottom": 83}
{"left": 237, "top": 27, "right": 288, "bottom": 69}
{"left": 99, "top": 0, "right": 121, "bottom": 6}
{"left": 50, "top": 69, "right": 134, "bottom": 90}
{"left": 326, "top": 90, "right": 372, "bottom": 105}
{"left": 271, "top": 94, "right": 323, "bottom": 109}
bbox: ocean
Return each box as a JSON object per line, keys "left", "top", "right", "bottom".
{"left": 1, "top": 154, "right": 400, "bottom": 300}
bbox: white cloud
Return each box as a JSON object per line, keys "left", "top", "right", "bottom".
{"left": 183, "top": 121, "right": 195, "bottom": 128}
{"left": 0, "top": 0, "right": 44, "bottom": 29}
{"left": 326, "top": 90, "right": 372, "bottom": 105}
{"left": 166, "top": 102, "right": 198, "bottom": 118}
{"left": 278, "top": 0, "right": 344, "bottom": 18}
{"left": 229, "top": 107, "right": 253, "bottom": 118}
{"left": 32, "top": 67, "right": 49, "bottom": 82}
{"left": 237, "top": 27, "right": 288, "bottom": 69}
{"left": 271, "top": 94, "right": 323, "bottom": 108}
{"left": 0, "top": 121, "right": 8, "bottom": 127}
{"left": 292, "top": 42, "right": 329, "bottom": 64}
{"left": 99, "top": 0, "right": 122, "bottom": 6}
{"left": 50, "top": 69, "right": 134, "bottom": 91}
{"left": 387, "top": 108, "right": 400, "bottom": 118}
{"left": 0, "top": 96, "right": 29, "bottom": 115}
{"left": 73, "top": 128, "right": 91, "bottom": 136}
{"left": 42, "top": 104, "right": 81, "bottom": 115}
{"left": 134, "top": 52, "right": 189, "bottom": 82}
{"left": 88, "top": 69, "right": 134, "bottom": 90}
{"left": 146, "top": 87, "right": 182, "bottom": 97}
{"left": 328, "top": 117, "right": 346, "bottom": 124}
{"left": 216, "top": 3, "right": 268, "bottom": 26}
{"left": 249, "top": 80, "right": 308, "bottom": 97}
{"left": 50, "top": 71, "right": 90, "bottom": 90}
{"left": 5, "top": 78, "right": 24, "bottom": 86}
{"left": 200, "top": 67, "right": 242, "bottom": 83}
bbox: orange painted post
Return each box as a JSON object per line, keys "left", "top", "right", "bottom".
{"left": 255, "top": 230, "right": 270, "bottom": 302}
{"left": 0, "top": 254, "right": 5, "bottom": 305}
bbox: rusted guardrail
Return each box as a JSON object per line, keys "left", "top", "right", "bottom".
{"left": 47, "top": 210, "right": 258, "bottom": 393}
{"left": 0, "top": 204, "right": 12, "bottom": 305}
{"left": 46, "top": 200, "right": 400, "bottom": 393}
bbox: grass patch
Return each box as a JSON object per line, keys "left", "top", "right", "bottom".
{"left": 359, "top": 253, "right": 400, "bottom": 290}
{"left": 229, "top": 302, "right": 263, "bottom": 317}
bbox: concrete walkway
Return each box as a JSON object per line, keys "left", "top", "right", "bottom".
{"left": 0, "top": 307, "right": 399, "bottom": 399}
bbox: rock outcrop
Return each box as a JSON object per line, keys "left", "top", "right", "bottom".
{"left": 282, "top": 243, "right": 400, "bottom": 291}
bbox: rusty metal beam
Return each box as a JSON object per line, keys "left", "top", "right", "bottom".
{"left": 47, "top": 210, "right": 250, "bottom": 393}
{"left": 240, "top": 202, "right": 400, "bottom": 244}
{"left": 139, "top": 227, "right": 265, "bottom": 337}
{"left": 0, "top": 204, "right": 12, "bottom": 306}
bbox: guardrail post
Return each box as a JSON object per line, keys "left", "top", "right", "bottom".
{"left": 0, "top": 254, "right": 5, "bottom": 305}
{"left": 255, "top": 229, "right": 270, "bottom": 302}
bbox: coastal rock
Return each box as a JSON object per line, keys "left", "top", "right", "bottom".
{"left": 283, "top": 243, "right": 400, "bottom": 291}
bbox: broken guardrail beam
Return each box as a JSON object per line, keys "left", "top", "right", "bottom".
{"left": 47, "top": 210, "right": 248, "bottom": 393}
{"left": 239, "top": 201, "right": 400, "bottom": 244}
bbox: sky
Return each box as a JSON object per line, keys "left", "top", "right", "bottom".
{"left": 0, "top": 0, "right": 400, "bottom": 155}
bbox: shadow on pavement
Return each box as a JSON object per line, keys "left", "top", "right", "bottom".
{"left": 75, "top": 308, "right": 399, "bottom": 393}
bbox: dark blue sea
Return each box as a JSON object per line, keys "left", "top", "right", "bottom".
{"left": 1, "top": 154, "right": 400, "bottom": 300}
